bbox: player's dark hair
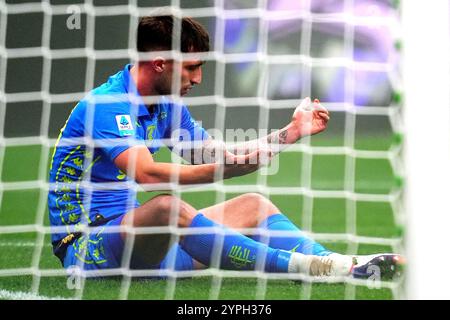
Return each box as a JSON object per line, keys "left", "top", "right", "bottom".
{"left": 137, "top": 15, "right": 210, "bottom": 53}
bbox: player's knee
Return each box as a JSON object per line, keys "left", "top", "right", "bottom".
{"left": 241, "top": 192, "right": 279, "bottom": 216}
{"left": 242, "top": 192, "right": 266, "bottom": 202}
{"left": 149, "top": 194, "right": 197, "bottom": 227}
{"left": 148, "top": 194, "right": 178, "bottom": 224}
{"left": 151, "top": 194, "right": 177, "bottom": 213}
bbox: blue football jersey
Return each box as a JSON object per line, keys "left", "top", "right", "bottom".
{"left": 48, "top": 64, "right": 209, "bottom": 244}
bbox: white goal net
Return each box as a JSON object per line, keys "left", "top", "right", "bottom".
{"left": 0, "top": 0, "right": 425, "bottom": 300}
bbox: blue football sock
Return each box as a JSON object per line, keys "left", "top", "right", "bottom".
{"left": 180, "top": 213, "right": 292, "bottom": 272}
{"left": 252, "top": 213, "right": 333, "bottom": 256}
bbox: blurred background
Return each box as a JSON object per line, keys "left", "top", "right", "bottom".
{"left": 2, "top": 0, "right": 401, "bottom": 145}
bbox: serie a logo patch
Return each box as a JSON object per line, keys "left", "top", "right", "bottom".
{"left": 115, "top": 115, "right": 134, "bottom": 136}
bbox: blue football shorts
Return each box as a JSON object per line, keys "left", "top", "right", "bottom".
{"left": 63, "top": 213, "right": 194, "bottom": 277}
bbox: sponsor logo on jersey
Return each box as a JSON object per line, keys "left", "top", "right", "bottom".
{"left": 115, "top": 115, "right": 134, "bottom": 136}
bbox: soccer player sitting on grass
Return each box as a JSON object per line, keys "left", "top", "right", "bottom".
{"left": 48, "top": 15, "right": 403, "bottom": 280}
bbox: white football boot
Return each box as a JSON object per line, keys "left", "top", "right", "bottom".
{"left": 288, "top": 252, "right": 353, "bottom": 277}
{"left": 288, "top": 252, "right": 404, "bottom": 280}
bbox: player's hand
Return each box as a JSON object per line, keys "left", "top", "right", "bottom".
{"left": 222, "top": 148, "right": 272, "bottom": 179}
{"left": 291, "top": 97, "right": 330, "bottom": 138}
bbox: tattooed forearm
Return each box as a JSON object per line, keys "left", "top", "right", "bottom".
{"left": 278, "top": 129, "right": 288, "bottom": 144}
{"left": 186, "top": 125, "right": 298, "bottom": 164}
{"left": 183, "top": 139, "right": 228, "bottom": 164}
{"left": 262, "top": 122, "right": 302, "bottom": 156}
{"left": 267, "top": 129, "right": 288, "bottom": 145}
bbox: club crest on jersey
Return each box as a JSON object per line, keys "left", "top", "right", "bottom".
{"left": 115, "top": 115, "right": 134, "bottom": 136}
{"left": 146, "top": 125, "right": 156, "bottom": 141}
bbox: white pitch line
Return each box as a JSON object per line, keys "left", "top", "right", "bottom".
{"left": 0, "top": 289, "right": 75, "bottom": 300}
{"left": 0, "top": 242, "right": 52, "bottom": 247}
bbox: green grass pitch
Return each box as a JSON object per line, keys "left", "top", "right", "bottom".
{"left": 0, "top": 133, "right": 402, "bottom": 300}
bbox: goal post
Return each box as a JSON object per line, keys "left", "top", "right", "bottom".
{"left": 402, "top": 0, "right": 450, "bottom": 300}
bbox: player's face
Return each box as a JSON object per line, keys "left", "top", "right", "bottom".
{"left": 155, "top": 59, "right": 203, "bottom": 96}
{"left": 180, "top": 60, "right": 203, "bottom": 96}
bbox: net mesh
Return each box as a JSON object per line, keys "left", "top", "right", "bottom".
{"left": 0, "top": 0, "right": 405, "bottom": 300}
